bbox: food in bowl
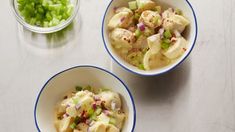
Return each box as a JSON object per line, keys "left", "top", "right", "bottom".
{"left": 55, "top": 85, "right": 126, "bottom": 132}
{"left": 17, "top": 0, "right": 74, "bottom": 27}
{"left": 107, "top": 0, "right": 190, "bottom": 70}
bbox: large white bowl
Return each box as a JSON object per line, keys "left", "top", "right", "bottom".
{"left": 34, "top": 66, "right": 136, "bottom": 132}
{"left": 102, "top": 0, "right": 198, "bottom": 76}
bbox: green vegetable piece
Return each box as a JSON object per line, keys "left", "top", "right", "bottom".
{"left": 175, "top": 9, "right": 182, "bottom": 15}
{"left": 72, "top": 98, "right": 78, "bottom": 104}
{"left": 88, "top": 108, "right": 95, "bottom": 116}
{"left": 152, "top": 17, "right": 159, "bottom": 25}
{"left": 128, "top": 1, "right": 137, "bottom": 10}
{"left": 138, "top": 64, "right": 145, "bottom": 70}
{"left": 70, "top": 122, "right": 76, "bottom": 129}
{"left": 17, "top": 0, "right": 74, "bottom": 27}
{"left": 154, "top": 6, "right": 161, "bottom": 13}
{"left": 163, "top": 38, "right": 171, "bottom": 44}
{"left": 164, "top": 29, "right": 172, "bottom": 39}
{"left": 161, "top": 42, "right": 170, "bottom": 50}
{"left": 135, "top": 29, "right": 141, "bottom": 38}
{"left": 109, "top": 118, "right": 116, "bottom": 125}
{"left": 90, "top": 114, "right": 97, "bottom": 121}
{"left": 74, "top": 116, "right": 80, "bottom": 124}
{"left": 75, "top": 86, "right": 83, "bottom": 91}
{"left": 134, "top": 13, "right": 140, "bottom": 20}
{"left": 95, "top": 108, "right": 102, "bottom": 115}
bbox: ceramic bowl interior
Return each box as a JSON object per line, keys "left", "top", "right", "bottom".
{"left": 102, "top": 0, "right": 197, "bottom": 76}
{"left": 34, "top": 66, "right": 136, "bottom": 132}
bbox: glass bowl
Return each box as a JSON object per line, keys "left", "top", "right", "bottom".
{"left": 11, "top": 0, "right": 80, "bottom": 34}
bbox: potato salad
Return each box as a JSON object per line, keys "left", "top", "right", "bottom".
{"left": 108, "top": 0, "right": 190, "bottom": 70}
{"left": 55, "top": 85, "right": 125, "bottom": 132}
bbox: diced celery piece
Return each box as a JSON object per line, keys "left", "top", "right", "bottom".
{"left": 135, "top": 29, "right": 142, "bottom": 38}
{"left": 109, "top": 118, "right": 116, "bottom": 125}
{"left": 161, "top": 42, "right": 170, "bottom": 49}
{"left": 90, "top": 114, "right": 97, "bottom": 121}
{"left": 128, "top": 1, "right": 137, "bottom": 10}
{"left": 152, "top": 17, "right": 159, "bottom": 25}
{"left": 138, "top": 64, "right": 145, "bottom": 70}
{"left": 164, "top": 29, "right": 172, "bottom": 39}
{"left": 95, "top": 108, "right": 102, "bottom": 115}
{"left": 175, "top": 9, "right": 182, "bottom": 15}
{"left": 88, "top": 108, "right": 94, "bottom": 116}
{"left": 70, "top": 123, "right": 76, "bottom": 129}
{"left": 154, "top": 6, "right": 161, "bottom": 13}
{"left": 134, "top": 13, "right": 140, "bottom": 20}
{"left": 163, "top": 38, "right": 171, "bottom": 44}
{"left": 17, "top": 0, "right": 74, "bottom": 27}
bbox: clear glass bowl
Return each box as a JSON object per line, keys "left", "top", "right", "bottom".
{"left": 11, "top": 0, "right": 80, "bottom": 34}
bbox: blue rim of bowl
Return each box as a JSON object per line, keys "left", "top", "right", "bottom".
{"left": 34, "top": 65, "right": 136, "bottom": 132}
{"left": 102, "top": 0, "right": 198, "bottom": 76}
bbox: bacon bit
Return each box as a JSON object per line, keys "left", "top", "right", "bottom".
{"left": 183, "top": 48, "right": 187, "bottom": 51}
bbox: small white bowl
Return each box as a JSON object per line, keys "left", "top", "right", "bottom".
{"left": 102, "top": 0, "right": 198, "bottom": 76}
{"left": 34, "top": 66, "right": 136, "bottom": 132}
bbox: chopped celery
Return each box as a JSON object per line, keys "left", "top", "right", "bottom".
{"left": 72, "top": 98, "right": 78, "bottom": 104}
{"left": 109, "top": 118, "right": 116, "bottom": 125}
{"left": 161, "top": 42, "right": 170, "bottom": 50}
{"left": 95, "top": 108, "right": 102, "bottom": 115}
{"left": 164, "top": 29, "right": 172, "bottom": 39}
{"left": 74, "top": 116, "right": 80, "bottom": 124}
{"left": 135, "top": 29, "right": 142, "bottom": 38}
{"left": 163, "top": 38, "right": 171, "bottom": 44}
{"left": 154, "top": 6, "right": 161, "bottom": 13}
{"left": 17, "top": 0, "right": 74, "bottom": 27}
{"left": 90, "top": 114, "right": 97, "bottom": 121}
{"left": 128, "top": 1, "right": 137, "bottom": 10}
{"left": 88, "top": 108, "right": 95, "bottom": 116}
{"left": 70, "top": 123, "right": 76, "bottom": 129}
{"left": 152, "top": 17, "right": 159, "bottom": 25}
{"left": 175, "top": 9, "right": 182, "bottom": 15}
{"left": 134, "top": 13, "right": 140, "bottom": 20}
{"left": 138, "top": 64, "right": 145, "bottom": 70}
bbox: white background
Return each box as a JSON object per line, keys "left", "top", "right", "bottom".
{"left": 0, "top": 0, "right": 235, "bottom": 132}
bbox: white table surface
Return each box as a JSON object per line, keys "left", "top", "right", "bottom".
{"left": 0, "top": 0, "right": 235, "bottom": 132}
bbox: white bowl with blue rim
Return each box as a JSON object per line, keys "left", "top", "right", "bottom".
{"left": 34, "top": 65, "right": 136, "bottom": 132}
{"left": 102, "top": 0, "right": 198, "bottom": 76}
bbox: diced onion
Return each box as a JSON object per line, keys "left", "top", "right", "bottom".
{"left": 137, "top": 22, "right": 145, "bottom": 31}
